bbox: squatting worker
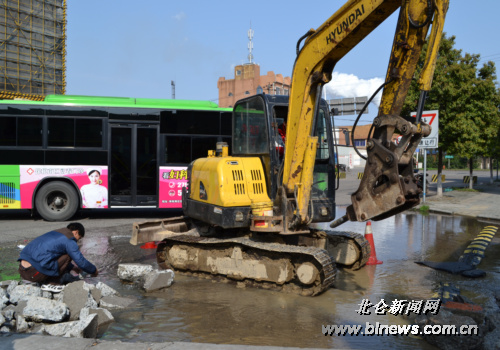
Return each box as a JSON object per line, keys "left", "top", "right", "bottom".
{"left": 18, "top": 222, "right": 98, "bottom": 287}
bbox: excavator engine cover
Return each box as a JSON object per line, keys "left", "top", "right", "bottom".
{"left": 183, "top": 156, "right": 272, "bottom": 229}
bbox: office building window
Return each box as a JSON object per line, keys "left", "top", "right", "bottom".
{"left": 354, "top": 139, "right": 366, "bottom": 147}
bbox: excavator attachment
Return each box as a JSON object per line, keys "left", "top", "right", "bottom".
{"left": 346, "top": 116, "right": 431, "bottom": 222}
{"left": 130, "top": 216, "right": 198, "bottom": 246}
{"left": 341, "top": 0, "right": 448, "bottom": 224}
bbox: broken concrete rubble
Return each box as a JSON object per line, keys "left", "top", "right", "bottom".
{"left": 23, "top": 296, "right": 69, "bottom": 322}
{"left": 95, "top": 282, "right": 118, "bottom": 297}
{"left": 43, "top": 313, "right": 98, "bottom": 338}
{"left": 0, "top": 279, "right": 123, "bottom": 339}
{"left": 9, "top": 284, "right": 43, "bottom": 304}
{"left": 117, "top": 263, "right": 153, "bottom": 282}
{"left": 117, "top": 263, "right": 174, "bottom": 292}
{"left": 80, "top": 307, "right": 114, "bottom": 328}
{"left": 63, "top": 281, "right": 98, "bottom": 321}
{"left": 143, "top": 269, "right": 175, "bottom": 292}
{"left": 99, "top": 295, "right": 136, "bottom": 309}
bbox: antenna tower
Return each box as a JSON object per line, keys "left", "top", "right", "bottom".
{"left": 247, "top": 24, "right": 254, "bottom": 64}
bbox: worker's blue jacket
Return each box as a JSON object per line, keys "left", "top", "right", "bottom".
{"left": 19, "top": 228, "right": 97, "bottom": 276}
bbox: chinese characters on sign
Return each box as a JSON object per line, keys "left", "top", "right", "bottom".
{"left": 356, "top": 298, "right": 441, "bottom": 316}
{"left": 162, "top": 169, "right": 188, "bottom": 180}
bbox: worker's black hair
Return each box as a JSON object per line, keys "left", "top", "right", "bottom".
{"left": 67, "top": 222, "right": 85, "bottom": 237}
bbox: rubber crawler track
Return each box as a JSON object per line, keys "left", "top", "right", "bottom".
{"left": 324, "top": 230, "right": 371, "bottom": 270}
{"left": 156, "top": 235, "right": 336, "bottom": 296}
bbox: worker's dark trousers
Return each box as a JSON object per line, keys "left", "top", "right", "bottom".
{"left": 18, "top": 254, "right": 71, "bottom": 285}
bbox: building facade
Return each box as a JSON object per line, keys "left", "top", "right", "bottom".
{"left": 0, "top": 0, "right": 66, "bottom": 101}
{"left": 217, "top": 63, "right": 291, "bottom": 108}
{"left": 335, "top": 123, "right": 373, "bottom": 148}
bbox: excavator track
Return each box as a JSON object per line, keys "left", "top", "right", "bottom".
{"left": 325, "top": 230, "right": 371, "bottom": 270}
{"left": 156, "top": 235, "right": 336, "bottom": 296}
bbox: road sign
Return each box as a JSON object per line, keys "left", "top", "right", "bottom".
{"left": 445, "top": 155, "right": 454, "bottom": 159}
{"left": 410, "top": 110, "right": 439, "bottom": 149}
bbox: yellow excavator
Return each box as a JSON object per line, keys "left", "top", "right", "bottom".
{"left": 131, "top": 0, "right": 449, "bottom": 296}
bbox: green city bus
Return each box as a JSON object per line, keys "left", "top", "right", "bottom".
{"left": 0, "top": 95, "right": 232, "bottom": 221}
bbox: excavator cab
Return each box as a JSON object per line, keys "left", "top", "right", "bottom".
{"left": 232, "top": 94, "right": 336, "bottom": 226}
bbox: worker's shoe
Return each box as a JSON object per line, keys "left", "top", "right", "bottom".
{"left": 41, "top": 284, "right": 64, "bottom": 293}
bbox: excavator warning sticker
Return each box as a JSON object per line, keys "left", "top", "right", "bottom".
{"left": 410, "top": 110, "right": 439, "bottom": 149}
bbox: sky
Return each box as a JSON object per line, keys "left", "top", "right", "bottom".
{"left": 66, "top": 0, "right": 500, "bottom": 125}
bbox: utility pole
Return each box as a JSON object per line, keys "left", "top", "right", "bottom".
{"left": 171, "top": 81, "right": 175, "bottom": 99}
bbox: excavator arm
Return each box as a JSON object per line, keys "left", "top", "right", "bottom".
{"left": 283, "top": 0, "right": 448, "bottom": 227}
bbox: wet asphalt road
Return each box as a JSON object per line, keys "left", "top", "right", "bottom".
{"left": 0, "top": 208, "right": 181, "bottom": 244}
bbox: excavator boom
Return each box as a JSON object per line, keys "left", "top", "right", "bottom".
{"left": 283, "top": 0, "right": 448, "bottom": 226}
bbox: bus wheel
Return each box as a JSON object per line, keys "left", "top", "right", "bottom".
{"left": 35, "top": 181, "right": 79, "bottom": 221}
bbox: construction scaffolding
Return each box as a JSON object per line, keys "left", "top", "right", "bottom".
{"left": 0, "top": 0, "right": 66, "bottom": 101}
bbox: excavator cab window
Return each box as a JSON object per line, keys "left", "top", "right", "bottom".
{"left": 312, "top": 104, "right": 335, "bottom": 199}
{"left": 315, "top": 108, "right": 329, "bottom": 161}
{"left": 233, "top": 95, "right": 276, "bottom": 199}
{"left": 271, "top": 105, "right": 287, "bottom": 160}
{"left": 233, "top": 97, "right": 268, "bottom": 155}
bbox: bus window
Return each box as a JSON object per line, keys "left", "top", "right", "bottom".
{"left": 76, "top": 119, "right": 103, "bottom": 148}
{"left": 221, "top": 112, "right": 232, "bottom": 136}
{"left": 192, "top": 136, "right": 218, "bottom": 160}
{"left": 48, "top": 117, "right": 74, "bottom": 147}
{"left": 0, "top": 117, "right": 16, "bottom": 146}
{"left": 19, "top": 117, "right": 43, "bottom": 147}
{"left": 164, "top": 135, "right": 191, "bottom": 164}
{"left": 161, "top": 110, "right": 221, "bottom": 135}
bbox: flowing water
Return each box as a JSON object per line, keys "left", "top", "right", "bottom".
{"left": 2, "top": 209, "right": 499, "bottom": 349}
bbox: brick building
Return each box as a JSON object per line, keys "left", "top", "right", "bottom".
{"left": 217, "top": 63, "right": 291, "bottom": 108}
{"left": 336, "top": 123, "right": 403, "bottom": 148}
{"left": 336, "top": 124, "right": 373, "bottom": 148}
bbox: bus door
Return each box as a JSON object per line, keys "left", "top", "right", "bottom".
{"left": 109, "top": 123, "right": 158, "bottom": 207}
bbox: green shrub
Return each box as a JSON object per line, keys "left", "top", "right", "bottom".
{"left": 419, "top": 205, "right": 429, "bottom": 215}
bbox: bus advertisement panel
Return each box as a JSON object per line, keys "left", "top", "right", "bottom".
{"left": 19, "top": 166, "right": 109, "bottom": 209}
{"left": 159, "top": 166, "right": 188, "bottom": 208}
{"left": 0, "top": 165, "right": 21, "bottom": 209}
